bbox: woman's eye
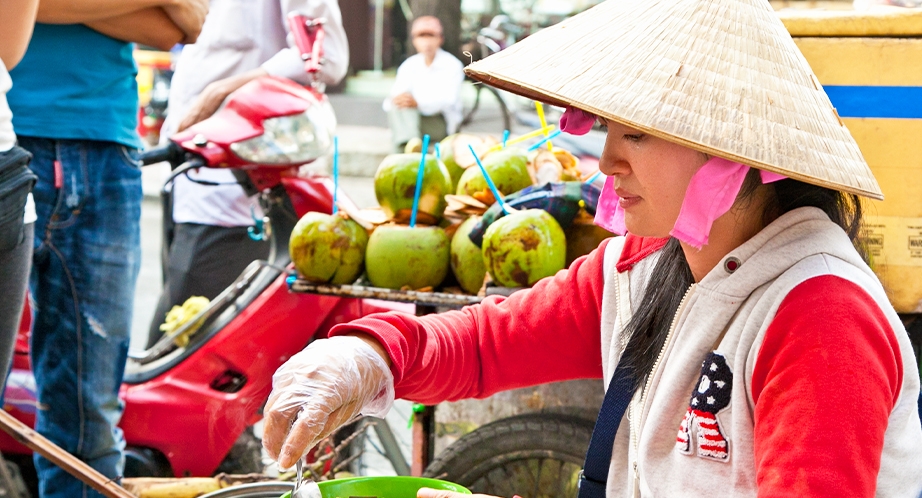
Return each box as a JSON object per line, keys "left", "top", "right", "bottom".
{"left": 623, "top": 133, "right": 645, "bottom": 142}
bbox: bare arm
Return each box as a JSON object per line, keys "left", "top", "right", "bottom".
{"left": 36, "top": 0, "right": 173, "bottom": 24}
{"left": 38, "top": 0, "right": 207, "bottom": 45}
{"left": 85, "top": 8, "right": 183, "bottom": 51}
{"left": 0, "top": 0, "right": 41, "bottom": 69}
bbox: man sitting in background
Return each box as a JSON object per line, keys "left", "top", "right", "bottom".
{"left": 384, "top": 16, "right": 464, "bottom": 152}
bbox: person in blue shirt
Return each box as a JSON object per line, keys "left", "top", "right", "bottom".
{"left": 7, "top": 1, "right": 206, "bottom": 496}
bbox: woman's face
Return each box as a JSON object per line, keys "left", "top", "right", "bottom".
{"left": 598, "top": 119, "right": 708, "bottom": 237}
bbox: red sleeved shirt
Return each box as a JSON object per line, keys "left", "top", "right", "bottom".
{"left": 329, "top": 238, "right": 902, "bottom": 497}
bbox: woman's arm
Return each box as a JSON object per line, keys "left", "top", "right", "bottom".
{"left": 0, "top": 0, "right": 40, "bottom": 70}
{"left": 84, "top": 7, "right": 183, "bottom": 51}
{"left": 329, "top": 239, "right": 612, "bottom": 404}
{"left": 752, "top": 275, "right": 902, "bottom": 498}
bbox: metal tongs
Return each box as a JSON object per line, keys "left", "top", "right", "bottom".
{"left": 292, "top": 459, "right": 322, "bottom": 498}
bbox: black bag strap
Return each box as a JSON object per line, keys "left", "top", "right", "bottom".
{"left": 578, "top": 360, "right": 636, "bottom": 497}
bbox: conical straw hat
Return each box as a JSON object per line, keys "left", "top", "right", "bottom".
{"left": 465, "top": 0, "right": 883, "bottom": 200}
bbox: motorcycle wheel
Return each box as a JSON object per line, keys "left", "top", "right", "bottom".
{"left": 423, "top": 412, "right": 592, "bottom": 497}
{"left": 215, "top": 427, "right": 264, "bottom": 475}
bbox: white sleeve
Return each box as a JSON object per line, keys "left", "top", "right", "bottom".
{"left": 383, "top": 61, "right": 413, "bottom": 111}
{"left": 413, "top": 55, "right": 464, "bottom": 116}
{"left": 262, "top": 0, "right": 350, "bottom": 86}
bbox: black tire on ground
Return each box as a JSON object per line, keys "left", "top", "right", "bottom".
{"left": 423, "top": 413, "right": 593, "bottom": 497}
{"left": 214, "top": 427, "right": 264, "bottom": 475}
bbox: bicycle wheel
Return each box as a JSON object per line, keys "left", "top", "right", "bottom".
{"left": 459, "top": 83, "right": 512, "bottom": 135}
{"left": 423, "top": 413, "right": 592, "bottom": 497}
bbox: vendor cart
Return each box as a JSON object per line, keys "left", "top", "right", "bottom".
{"left": 278, "top": 7, "right": 922, "bottom": 497}
{"left": 287, "top": 280, "right": 602, "bottom": 495}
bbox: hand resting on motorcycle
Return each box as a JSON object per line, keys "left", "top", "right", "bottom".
{"left": 263, "top": 334, "right": 395, "bottom": 469}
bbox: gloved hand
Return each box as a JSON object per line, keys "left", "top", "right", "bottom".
{"left": 262, "top": 335, "right": 395, "bottom": 469}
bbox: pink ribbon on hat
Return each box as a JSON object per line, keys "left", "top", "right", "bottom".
{"left": 593, "top": 158, "right": 786, "bottom": 248}
{"left": 560, "top": 106, "right": 596, "bottom": 135}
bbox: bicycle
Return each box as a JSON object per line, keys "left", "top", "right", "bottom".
{"left": 457, "top": 15, "right": 524, "bottom": 135}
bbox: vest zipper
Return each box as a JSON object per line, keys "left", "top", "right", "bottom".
{"left": 630, "top": 283, "right": 696, "bottom": 497}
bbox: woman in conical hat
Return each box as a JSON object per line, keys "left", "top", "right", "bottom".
{"left": 261, "top": 0, "right": 922, "bottom": 496}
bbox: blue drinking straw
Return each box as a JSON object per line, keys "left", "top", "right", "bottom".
{"left": 502, "top": 130, "right": 510, "bottom": 148}
{"left": 435, "top": 142, "right": 441, "bottom": 161}
{"left": 332, "top": 136, "right": 340, "bottom": 214}
{"left": 527, "top": 129, "right": 563, "bottom": 151}
{"left": 409, "top": 134, "right": 432, "bottom": 228}
{"left": 467, "top": 144, "right": 511, "bottom": 215}
{"left": 585, "top": 171, "right": 602, "bottom": 184}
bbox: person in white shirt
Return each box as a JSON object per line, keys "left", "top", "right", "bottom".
{"left": 384, "top": 16, "right": 464, "bottom": 152}
{"left": 147, "top": 0, "right": 348, "bottom": 347}
{"left": 0, "top": 0, "right": 39, "bottom": 390}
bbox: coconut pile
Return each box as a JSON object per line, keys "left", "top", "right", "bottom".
{"left": 289, "top": 133, "right": 611, "bottom": 295}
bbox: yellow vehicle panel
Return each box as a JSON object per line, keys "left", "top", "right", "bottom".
{"left": 781, "top": 7, "right": 922, "bottom": 312}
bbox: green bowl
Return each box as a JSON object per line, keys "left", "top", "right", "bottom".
{"left": 282, "top": 476, "right": 471, "bottom": 498}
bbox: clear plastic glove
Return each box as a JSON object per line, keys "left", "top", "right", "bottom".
{"left": 262, "top": 335, "right": 394, "bottom": 469}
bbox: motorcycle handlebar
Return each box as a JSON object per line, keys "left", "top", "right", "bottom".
{"left": 138, "top": 142, "right": 183, "bottom": 166}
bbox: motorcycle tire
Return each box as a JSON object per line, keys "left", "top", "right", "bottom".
{"left": 423, "top": 412, "right": 593, "bottom": 497}
{"left": 214, "top": 427, "right": 264, "bottom": 475}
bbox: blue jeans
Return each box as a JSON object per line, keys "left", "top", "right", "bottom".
{"left": 18, "top": 137, "right": 142, "bottom": 498}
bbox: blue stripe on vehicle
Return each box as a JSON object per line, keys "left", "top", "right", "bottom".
{"left": 824, "top": 86, "right": 922, "bottom": 119}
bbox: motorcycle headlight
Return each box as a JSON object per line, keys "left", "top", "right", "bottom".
{"left": 230, "top": 107, "right": 333, "bottom": 165}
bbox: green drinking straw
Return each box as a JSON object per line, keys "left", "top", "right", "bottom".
{"left": 332, "top": 136, "right": 339, "bottom": 214}
{"left": 409, "top": 134, "right": 431, "bottom": 228}
{"left": 467, "top": 144, "right": 511, "bottom": 215}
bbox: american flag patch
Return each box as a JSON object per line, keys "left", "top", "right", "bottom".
{"left": 675, "top": 352, "right": 733, "bottom": 461}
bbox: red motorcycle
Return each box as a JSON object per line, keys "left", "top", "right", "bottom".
{"left": 0, "top": 14, "right": 407, "bottom": 488}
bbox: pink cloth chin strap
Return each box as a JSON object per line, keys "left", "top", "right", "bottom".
{"left": 562, "top": 106, "right": 787, "bottom": 247}
{"left": 594, "top": 158, "right": 786, "bottom": 248}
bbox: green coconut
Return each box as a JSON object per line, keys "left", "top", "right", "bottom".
{"left": 450, "top": 216, "right": 487, "bottom": 294}
{"left": 290, "top": 212, "right": 368, "bottom": 285}
{"left": 482, "top": 209, "right": 566, "bottom": 287}
{"left": 439, "top": 134, "right": 478, "bottom": 189}
{"left": 456, "top": 148, "right": 532, "bottom": 199}
{"left": 374, "top": 153, "right": 453, "bottom": 222}
{"left": 365, "top": 224, "right": 450, "bottom": 289}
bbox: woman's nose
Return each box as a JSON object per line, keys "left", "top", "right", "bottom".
{"left": 599, "top": 131, "right": 630, "bottom": 177}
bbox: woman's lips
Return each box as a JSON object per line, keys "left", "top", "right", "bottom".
{"left": 615, "top": 189, "right": 640, "bottom": 209}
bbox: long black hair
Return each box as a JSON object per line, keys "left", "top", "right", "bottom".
{"left": 619, "top": 170, "right": 864, "bottom": 390}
